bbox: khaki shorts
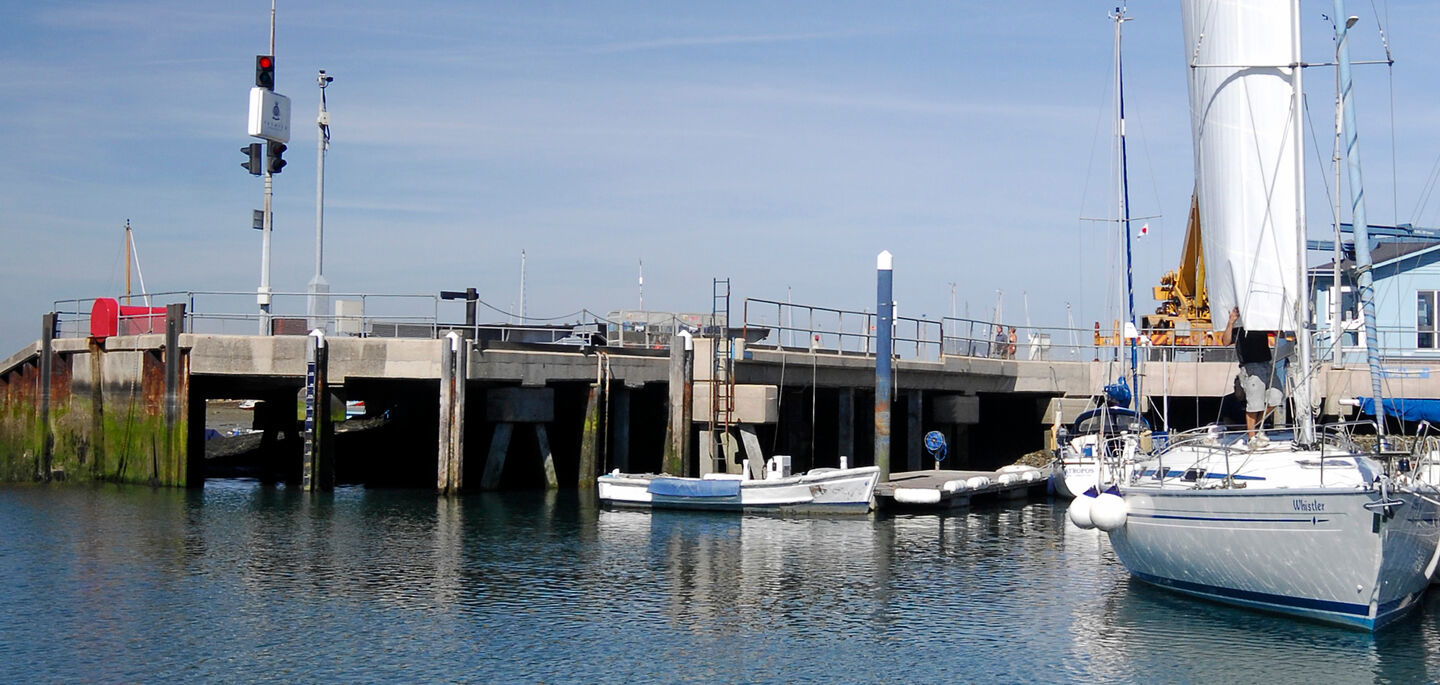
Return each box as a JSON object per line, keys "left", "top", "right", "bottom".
{"left": 1239, "top": 362, "right": 1282, "bottom": 413}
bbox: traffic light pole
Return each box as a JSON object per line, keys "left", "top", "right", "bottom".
{"left": 258, "top": 0, "right": 276, "bottom": 335}
{"left": 259, "top": 171, "right": 273, "bottom": 334}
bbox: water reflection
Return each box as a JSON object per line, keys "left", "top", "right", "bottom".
{"left": 4, "top": 483, "right": 1440, "bottom": 683}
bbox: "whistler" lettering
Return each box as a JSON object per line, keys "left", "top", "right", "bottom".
{"left": 1292, "top": 499, "right": 1325, "bottom": 512}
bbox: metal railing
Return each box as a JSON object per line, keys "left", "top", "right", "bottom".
{"left": 54, "top": 291, "right": 448, "bottom": 339}
{"left": 50, "top": 290, "right": 714, "bottom": 350}
{"left": 741, "top": 297, "right": 1242, "bottom": 364}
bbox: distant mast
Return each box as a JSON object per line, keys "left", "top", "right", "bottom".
{"left": 1112, "top": 5, "right": 1139, "bottom": 408}
{"left": 124, "top": 219, "right": 133, "bottom": 302}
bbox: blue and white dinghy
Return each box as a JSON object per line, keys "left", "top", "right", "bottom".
{"left": 597, "top": 461, "right": 880, "bottom": 514}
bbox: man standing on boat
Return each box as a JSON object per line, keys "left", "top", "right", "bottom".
{"left": 1221, "top": 306, "right": 1282, "bottom": 444}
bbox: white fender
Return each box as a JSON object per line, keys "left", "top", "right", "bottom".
{"left": 894, "top": 488, "right": 942, "bottom": 505}
{"left": 1068, "top": 494, "right": 1096, "bottom": 529}
{"left": 1090, "top": 492, "right": 1128, "bottom": 532}
{"left": 997, "top": 473, "right": 1021, "bottom": 485}
{"left": 966, "top": 476, "right": 991, "bottom": 489}
{"left": 942, "top": 479, "right": 969, "bottom": 493}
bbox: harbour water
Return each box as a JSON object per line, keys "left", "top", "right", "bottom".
{"left": 4, "top": 481, "right": 1440, "bottom": 683}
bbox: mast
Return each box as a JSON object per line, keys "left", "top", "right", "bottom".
{"left": 1292, "top": 0, "right": 1314, "bottom": 445}
{"left": 1334, "top": 1, "right": 1386, "bottom": 440}
{"left": 124, "top": 219, "right": 132, "bottom": 302}
{"left": 1112, "top": 5, "right": 1139, "bottom": 408}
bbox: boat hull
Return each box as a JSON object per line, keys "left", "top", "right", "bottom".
{"left": 1051, "top": 459, "right": 1103, "bottom": 499}
{"left": 597, "top": 467, "right": 880, "bottom": 514}
{"left": 1108, "top": 487, "right": 1440, "bottom": 630}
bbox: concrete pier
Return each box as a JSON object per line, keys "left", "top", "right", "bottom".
{"left": 0, "top": 312, "right": 1420, "bottom": 493}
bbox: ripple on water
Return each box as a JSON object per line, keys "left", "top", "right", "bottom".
{"left": 2, "top": 484, "right": 1440, "bottom": 683}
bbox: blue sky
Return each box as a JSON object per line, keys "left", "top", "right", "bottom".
{"left": 2, "top": 1, "right": 1437, "bottom": 353}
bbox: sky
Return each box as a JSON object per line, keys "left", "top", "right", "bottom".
{"left": 2, "top": 1, "right": 1439, "bottom": 354}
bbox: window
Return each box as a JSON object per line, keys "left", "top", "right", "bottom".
{"left": 1419, "top": 291, "right": 1436, "bottom": 349}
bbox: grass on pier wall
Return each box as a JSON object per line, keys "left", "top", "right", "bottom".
{"left": 0, "top": 400, "right": 42, "bottom": 481}
{"left": 0, "top": 397, "right": 186, "bottom": 486}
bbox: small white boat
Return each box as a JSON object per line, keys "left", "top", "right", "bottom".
{"left": 1051, "top": 405, "right": 1149, "bottom": 499}
{"left": 597, "top": 463, "right": 880, "bottom": 514}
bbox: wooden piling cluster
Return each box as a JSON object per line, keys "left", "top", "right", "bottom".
{"left": 0, "top": 307, "right": 196, "bottom": 486}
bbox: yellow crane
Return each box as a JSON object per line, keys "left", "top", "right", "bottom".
{"left": 1140, "top": 195, "right": 1222, "bottom": 346}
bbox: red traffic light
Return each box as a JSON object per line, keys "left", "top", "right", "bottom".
{"left": 255, "top": 55, "right": 275, "bottom": 90}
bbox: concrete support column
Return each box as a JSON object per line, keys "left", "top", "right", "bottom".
{"left": 837, "top": 388, "right": 854, "bottom": 467}
{"left": 39, "top": 313, "right": 54, "bottom": 481}
{"left": 480, "top": 422, "right": 511, "bottom": 490}
{"left": 536, "top": 424, "right": 558, "bottom": 489}
{"left": 480, "top": 386, "right": 554, "bottom": 490}
{"left": 907, "top": 391, "right": 922, "bottom": 472}
{"left": 664, "top": 334, "right": 693, "bottom": 476}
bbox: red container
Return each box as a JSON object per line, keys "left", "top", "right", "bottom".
{"left": 90, "top": 298, "right": 166, "bottom": 339}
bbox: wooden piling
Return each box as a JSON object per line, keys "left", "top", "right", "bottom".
{"left": 39, "top": 313, "right": 54, "bottom": 481}
{"left": 436, "top": 334, "right": 466, "bottom": 494}
{"left": 303, "top": 330, "right": 335, "bottom": 492}
{"left": 907, "top": 391, "right": 922, "bottom": 471}
{"left": 438, "top": 337, "right": 454, "bottom": 492}
{"left": 87, "top": 338, "right": 105, "bottom": 479}
{"left": 450, "top": 339, "right": 466, "bottom": 491}
{"left": 664, "top": 335, "right": 691, "bottom": 476}
{"left": 578, "top": 384, "right": 601, "bottom": 488}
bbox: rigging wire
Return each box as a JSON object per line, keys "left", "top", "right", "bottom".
{"left": 1076, "top": 32, "right": 1118, "bottom": 337}
{"left": 1370, "top": 0, "right": 1399, "bottom": 224}
{"left": 1302, "top": 94, "right": 1336, "bottom": 224}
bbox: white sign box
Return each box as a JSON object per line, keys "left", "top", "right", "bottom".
{"left": 248, "top": 87, "right": 291, "bottom": 143}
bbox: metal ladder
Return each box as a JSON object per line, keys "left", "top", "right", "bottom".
{"left": 710, "top": 278, "right": 734, "bottom": 474}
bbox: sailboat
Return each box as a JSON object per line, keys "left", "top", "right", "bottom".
{"left": 1083, "top": 0, "right": 1440, "bottom": 631}
{"left": 1051, "top": 7, "right": 1148, "bottom": 500}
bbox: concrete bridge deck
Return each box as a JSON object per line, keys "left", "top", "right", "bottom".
{"left": 1, "top": 318, "right": 1429, "bottom": 493}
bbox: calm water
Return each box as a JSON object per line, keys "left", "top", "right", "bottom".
{"left": 4, "top": 482, "right": 1440, "bottom": 684}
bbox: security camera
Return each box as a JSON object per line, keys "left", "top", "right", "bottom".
{"left": 317, "top": 70, "right": 334, "bottom": 87}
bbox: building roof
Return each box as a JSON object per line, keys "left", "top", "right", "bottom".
{"left": 1310, "top": 239, "right": 1440, "bottom": 274}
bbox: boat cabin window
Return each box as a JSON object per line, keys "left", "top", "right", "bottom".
{"left": 1073, "top": 410, "right": 1148, "bottom": 435}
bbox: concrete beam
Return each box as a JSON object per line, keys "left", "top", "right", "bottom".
{"left": 485, "top": 387, "right": 555, "bottom": 423}
{"left": 692, "top": 383, "right": 778, "bottom": 424}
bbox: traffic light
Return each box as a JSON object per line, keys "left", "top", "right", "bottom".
{"left": 241, "top": 143, "right": 262, "bottom": 175}
{"left": 255, "top": 55, "right": 275, "bottom": 90}
{"left": 267, "top": 141, "right": 287, "bottom": 174}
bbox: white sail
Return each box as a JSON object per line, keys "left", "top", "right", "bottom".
{"left": 1181, "top": 0, "right": 1301, "bottom": 331}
